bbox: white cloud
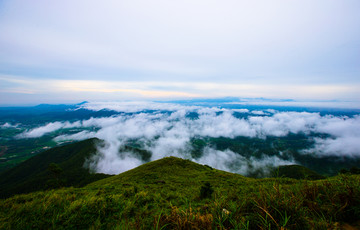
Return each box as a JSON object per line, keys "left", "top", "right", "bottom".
{"left": 314, "top": 115, "right": 360, "bottom": 137}
{"left": 232, "top": 109, "right": 249, "bottom": 113}
{"left": 54, "top": 130, "right": 97, "bottom": 142}
{"left": 305, "top": 136, "right": 360, "bottom": 158}
{"left": 192, "top": 111, "right": 256, "bottom": 138}
{"left": 17, "top": 121, "right": 82, "bottom": 138}
{"left": 85, "top": 140, "right": 143, "bottom": 175}
{"left": 17, "top": 122, "right": 64, "bottom": 138}
{"left": 195, "top": 147, "right": 295, "bottom": 176}
{"left": 248, "top": 112, "right": 322, "bottom": 137}
{"left": 251, "top": 110, "right": 266, "bottom": 115}
{"left": 265, "top": 109, "right": 277, "bottom": 114}
{"left": 194, "top": 147, "right": 249, "bottom": 174}
{"left": 303, "top": 115, "right": 360, "bottom": 157}
{"left": 0, "top": 122, "right": 19, "bottom": 128}
{"left": 14, "top": 102, "right": 360, "bottom": 173}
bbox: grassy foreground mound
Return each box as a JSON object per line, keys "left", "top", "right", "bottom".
{"left": 1, "top": 157, "right": 360, "bottom": 229}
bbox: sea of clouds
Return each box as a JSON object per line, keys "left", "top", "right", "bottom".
{"left": 12, "top": 101, "right": 360, "bottom": 175}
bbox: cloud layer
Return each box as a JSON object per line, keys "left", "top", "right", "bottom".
{"left": 16, "top": 102, "right": 360, "bottom": 175}
{"left": 1, "top": 1, "right": 360, "bottom": 104}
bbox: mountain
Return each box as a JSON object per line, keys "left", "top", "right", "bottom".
{"left": 1, "top": 156, "right": 359, "bottom": 229}
{"left": 0, "top": 138, "right": 110, "bottom": 198}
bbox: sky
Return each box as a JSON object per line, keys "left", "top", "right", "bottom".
{"left": 0, "top": 0, "right": 359, "bottom": 105}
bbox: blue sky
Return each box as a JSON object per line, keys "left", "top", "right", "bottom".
{"left": 0, "top": 0, "right": 359, "bottom": 105}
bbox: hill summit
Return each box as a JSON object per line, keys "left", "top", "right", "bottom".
{"left": 87, "top": 156, "right": 248, "bottom": 189}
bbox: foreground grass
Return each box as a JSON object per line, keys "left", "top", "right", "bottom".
{"left": 1, "top": 157, "right": 359, "bottom": 229}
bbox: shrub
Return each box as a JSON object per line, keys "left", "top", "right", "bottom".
{"left": 200, "top": 182, "right": 214, "bottom": 199}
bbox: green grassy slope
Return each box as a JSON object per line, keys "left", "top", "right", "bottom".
{"left": 0, "top": 138, "right": 110, "bottom": 198}
{"left": 1, "top": 156, "right": 359, "bottom": 229}
{"left": 87, "top": 156, "right": 249, "bottom": 190}
{"left": 272, "top": 164, "right": 326, "bottom": 180}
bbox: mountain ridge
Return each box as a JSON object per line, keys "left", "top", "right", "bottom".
{"left": 0, "top": 138, "right": 110, "bottom": 198}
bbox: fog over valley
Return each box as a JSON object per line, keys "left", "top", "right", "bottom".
{"left": 1, "top": 101, "right": 359, "bottom": 177}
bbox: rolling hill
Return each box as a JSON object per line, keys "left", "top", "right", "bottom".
{"left": 1, "top": 155, "right": 359, "bottom": 229}
{"left": 0, "top": 138, "right": 110, "bottom": 198}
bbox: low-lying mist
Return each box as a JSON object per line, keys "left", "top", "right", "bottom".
{"left": 14, "top": 101, "right": 360, "bottom": 176}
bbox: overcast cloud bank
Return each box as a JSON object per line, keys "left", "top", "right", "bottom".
{"left": 1, "top": 1, "right": 360, "bottom": 104}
